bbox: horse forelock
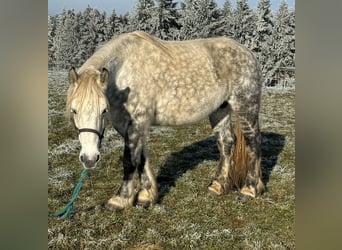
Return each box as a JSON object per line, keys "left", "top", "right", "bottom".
{"left": 66, "top": 69, "right": 108, "bottom": 118}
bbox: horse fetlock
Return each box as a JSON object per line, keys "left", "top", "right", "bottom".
{"left": 136, "top": 187, "right": 157, "bottom": 208}
{"left": 240, "top": 178, "right": 264, "bottom": 197}
{"left": 106, "top": 195, "right": 135, "bottom": 210}
{"left": 208, "top": 179, "right": 230, "bottom": 195}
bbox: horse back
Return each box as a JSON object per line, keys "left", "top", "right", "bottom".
{"left": 112, "top": 32, "right": 261, "bottom": 126}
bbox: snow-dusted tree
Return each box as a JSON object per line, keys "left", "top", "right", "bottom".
{"left": 129, "top": 0, "right": 156, "bottom": 34}
{"left": 270, "top": 0, "right": 295, "bottom": 86}
{"left": 253, "top": 0, "right": 274, "bottom": 85}
{"left": 288, "top": 8, "right": 295, "bottom": 66}
{"left": 118, "top": 13, "right": 131, "bottom": 34}
{"left": 74, "top": 6, "right": 107, "bottom": 66}
{"left": 179, "top": 0, "right": 223, "bottom": 40}
{"left": 53, "top": 9, "right": 78, "bottom": 69}
{"left": 154, "top": 0, "right": 179, "bottom": 40}
{"left": 221, "top": 0, "right": 234, "bottom": 37}
{"left": 232, "top": 0, "right": 257, "bottom": 48}
{"left": 105, "top": 10, "right": 123, "bottom": 39}
{"left": 92, "top": 9, "right": 107, "bottom": 44}
{"left": 48, "top": 15, "right": 56, "bottom": 68}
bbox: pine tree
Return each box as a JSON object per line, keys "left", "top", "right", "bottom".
{"left": 253, "top": 0, "right": 274, "bottom": 85}
{"left": 48, "top": 15, "right": 56, "bottom": 68}
{"left": 118, "top": 13, "right": 131, "bottom": 34}
{"left": 232, "top": 0, "right": 257, "bottom": 48}
{"left": 270, "top": 0, "right": 295, "bottom": 86}
{"left": 74, "top": 6, "right": 106, "bottom": 66}
{"left": 53, "top": 9, "right": 78, "bottom": 69}
{"left": 105, "top": 10, "right": 122, "bottom": 39}
{"left": 129, "top": 0, "right": 156, "bottom": 34}
{"left": 154, "top": 0, "right": 179, "bottom": 40}
{"left": 92, "top": 9, "right": 107, "bottom": 44}
{"left": 179, "top": 0, "right": 223, "bottom": 40}
{"left": 221, "top": 0, "right": 234, "bottom": 37}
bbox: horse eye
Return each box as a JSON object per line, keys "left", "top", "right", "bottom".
{"left": 71, "top": 109, "right": 77, "bottom": 114}
{"left": 102, "top": 108, "right": 108, "bottom": 114}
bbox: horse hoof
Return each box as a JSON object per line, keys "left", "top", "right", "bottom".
{"left": 240, "top": 179, "right": 265, "bottom": 198}
{"left": 105, "top": 202, "right": 123, "bottom": 211}
{"left": 106, "top": 196, "right": 132, "bottom": 210}
{"left": 136, "top": 189, "right": 156, "bottom": 208}
{"left": 208, "top": 180, "right": 224, "bottom": 195}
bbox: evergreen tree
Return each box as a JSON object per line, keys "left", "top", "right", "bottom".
{"left": 270, "top": 0, "right": 295, "bottom": 86}
{"left": 129, "top": 0, "right": 156, "bottom": 34}
{"left": 221, "top": 0, "right": 234, "bottom": 37}
{"left": 288, "top": 8, "right": 295, "bottom": 66}
{"left": 118, "top": 13, "right": 131, "bottom": 34}
{"left": 154, "top": 0, "right": 179, "bottom": 40}
{"left": 105, "top": 10, "right": 122, "bottom": 39}
{"left": 232, "top": 0, "right": 257, "bottom": 48}
{"left": 53, "top": 9, "right": 78, "bottom": 69}
{"left": 74, "top": 6, "right": 106, "bottom": 65}
{"left": 179, "top": 0, "right": 223, "bottom": 39}
{"left": 253, "top": 0, "right": 274, "bottom": 85}
{"left": 92, "top": 9, "right": 107, "bottom": 44}
{"left": 48, "top": 15, "right": 56, "bottom": 68}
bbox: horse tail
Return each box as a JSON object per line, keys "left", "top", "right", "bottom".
{"left": 231, "top": 120, "right": 248, "bottom": 189}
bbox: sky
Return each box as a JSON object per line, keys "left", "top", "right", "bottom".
{"left": 48, "top": 0, "right": 295, "bottom": 16}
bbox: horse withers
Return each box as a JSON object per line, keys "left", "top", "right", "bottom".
{"left": 66, "top": 31, "right": 264, "bottom": 210}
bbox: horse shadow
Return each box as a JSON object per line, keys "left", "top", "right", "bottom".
{"left": 156, "top": 132, "right": 285, "bottom": 203}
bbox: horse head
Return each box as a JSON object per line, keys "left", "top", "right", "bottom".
{"left": 67, "top": 67, "right": 109, "bottom": 169}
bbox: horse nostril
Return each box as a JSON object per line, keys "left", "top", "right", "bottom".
{"left": 80, "top": 155, "right": 84, "bottom": 163}
{"left": 95, "top": 154, "right": 100, "bottom": 162}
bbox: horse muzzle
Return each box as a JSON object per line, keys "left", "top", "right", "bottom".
{"left": 79, "top": 153, "right": 101, "bottom": 169}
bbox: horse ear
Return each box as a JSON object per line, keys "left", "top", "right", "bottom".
{"left": 100, "top": 68, "right": 109, "bottom": 86}
{"left": 68, "top": 67, "right": 78, "bottom": 85}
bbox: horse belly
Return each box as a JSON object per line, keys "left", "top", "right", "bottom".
{"left": 154, "top": 89, "right": 226, "bottom": 126}
{"left": 154, "top": 107, "right": 207, "bottom": 126}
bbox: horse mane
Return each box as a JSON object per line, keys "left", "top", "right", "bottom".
{"left": 77, "top": 31, "right": 173, "bottom": 74}
{"left": 129, "top": 31, "right": 173, "bottom": 58}
{"left": 66, "top": 69, "right": 108, "bottom": 119}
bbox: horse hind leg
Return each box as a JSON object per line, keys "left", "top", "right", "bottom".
{"left": 237, "top": 112, "right": 265, "bottom": 198}
{"left": 208, "top": 102, "right": 235, "bottom": 195}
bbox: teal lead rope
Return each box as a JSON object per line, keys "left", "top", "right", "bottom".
{"left": 48, "top": 169, "right": 88, "bottom": 219}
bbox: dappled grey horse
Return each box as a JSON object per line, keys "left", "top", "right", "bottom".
{"left": 66, "top": 31, "right": 264, "bottom": 210}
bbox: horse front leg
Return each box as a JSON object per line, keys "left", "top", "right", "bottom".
{"left": 106, "top": 125, "right": 144, "bottom": 210}
{"left": 136, "top": 146, "right": 157, "bottom": 208}
{"left": 106, "top": 144, "right": 137, "bottom": 210}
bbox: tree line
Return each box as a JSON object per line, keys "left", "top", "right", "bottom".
{"left": 48, "top": 0, "right": 295, "bottom": 87}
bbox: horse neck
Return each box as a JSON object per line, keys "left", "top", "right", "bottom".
{"left": 78, "top": 38, "right": 123, "bottom": 74}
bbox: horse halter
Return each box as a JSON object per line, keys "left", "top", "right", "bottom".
{"left": 78, "top": 128, "right": 104, "bottom": 141}
{"left": 71, "top": 114, "right": 106, "bottom": 145}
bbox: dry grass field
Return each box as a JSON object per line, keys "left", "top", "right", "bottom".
{"left": 48, "top": 70, "right": 295, "bottom": 249}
